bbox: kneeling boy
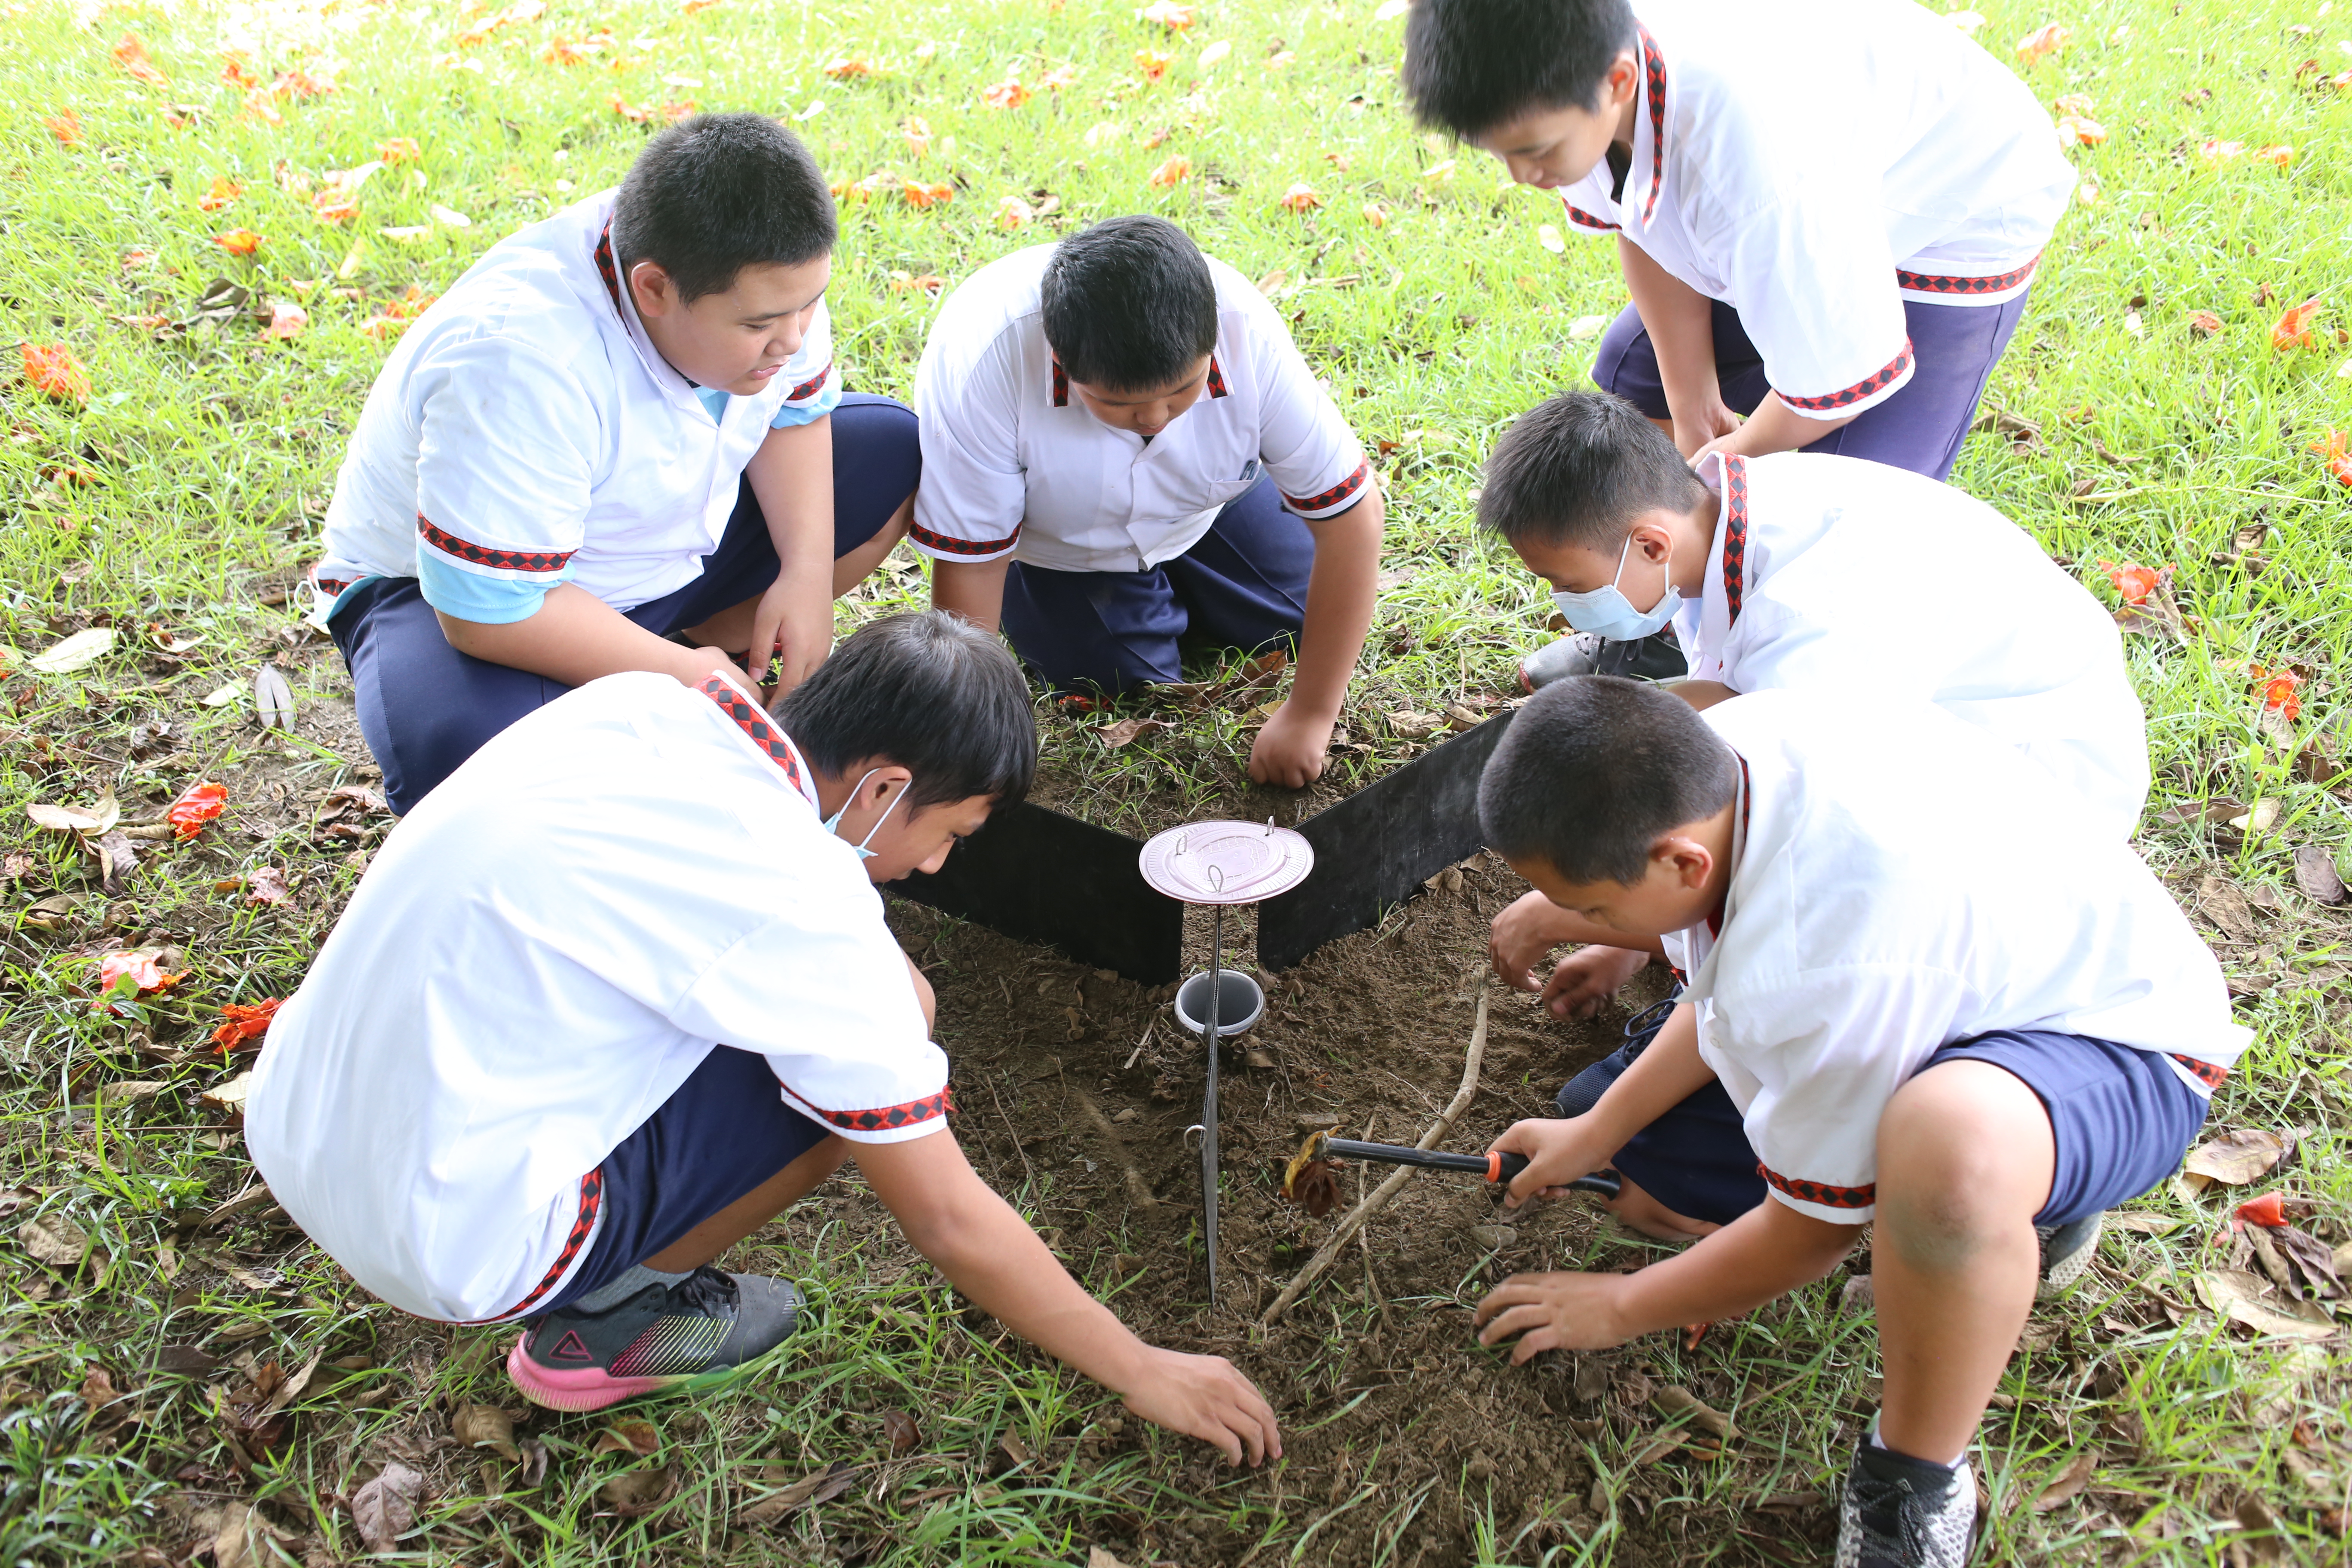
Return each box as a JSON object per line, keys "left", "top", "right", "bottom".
{"left": 1471, "top": 678, "right": 2244, "bottom": 1565}
{"left": 1482, "top": 393, "right": 2147, "bottom": 1022}
{"left": 312, "top": 113, "right": 921, "bottom": 815}
{"left": 913, "top": 216, "right": 1382, "bottom": 788}
{"left": 247, "top": 612, "right": 1279, "bottom": 1462}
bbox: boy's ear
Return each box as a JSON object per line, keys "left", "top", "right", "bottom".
{"left": 1655, "top": 832, "right": 1714, "bottom": 889}
{"left": 628, "top": 259, "right": 678, "bottom": 318}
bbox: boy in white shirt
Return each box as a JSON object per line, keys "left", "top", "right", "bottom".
{"left": 913, "top": 217, "right": 1382, "bottom": 788}
{"left": 247, "top": 612, "right": 1280, "bottom": 1464}
{"left": 1470, "top": 677, "right": 2243, "bottom": 1568}
{"left": 312, "top": 113, "right": 920, "bottom": 814}
{"left": 1481, "top": 392, "right": 2148, "bottom": 1024}
{"left": 1401, "top": 0, "right": 2075, "bottom": 685}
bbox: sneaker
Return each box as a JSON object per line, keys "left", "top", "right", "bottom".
{"left": 1837, "top": 1444, "right": 1975, "bottom": 1568}
{"left": 507, "top": 1267, "right": 802, "bottom": 1413}
{"left": 1519, "top": 629, "right": 1690, "bottom": 691}
{"left": 2035, "top": 1211, "right": 2103, "bottom": 1299}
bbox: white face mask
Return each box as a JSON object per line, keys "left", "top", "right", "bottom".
{"left": 821, "top": 769, "right": 907, "bottom": 861}
{"left": 1550, "top": 533, "right": 1682, "bottom": 643}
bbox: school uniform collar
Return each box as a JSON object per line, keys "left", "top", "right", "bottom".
{"left": 1694, "top": 450, "right": 1753, "bottom": 629}
{"left": 1629, "top": 22, "right": 1669, "bottom": 227}
{"left": 1703, "top": 752, "right": 1753, "bottom": 941}
{"left": 695, "top": 670, "right": 822, "bottom": 812}
{"left": 591, "top": 217, "right": 709, "bottom": 416}
{"left": 1049, "top": 353, "right": 1230, "bottom": 408}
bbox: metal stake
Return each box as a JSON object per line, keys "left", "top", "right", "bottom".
{"left": 1202, "top": 900, "right": 1221, "bottom": 1299}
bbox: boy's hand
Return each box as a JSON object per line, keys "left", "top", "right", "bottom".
{"left": 1539, "top": 945, "right": 1650, "bottom": 1020}
{"left": 1490, "top": 889, "right": 1577, "bottom": 991}
{"left": 1668, "top": 397, "right": 1741, "bottom": 461}
{"left": 1474, "top": 1271, "right": 1635, "bottom": 1361}
{"left": 745, "top": 574, "right": 833, "bottom": 698}
{"left": 1491, "top": 1116, "right": 1617, "bottom": 1211}
{"left": 1247, "top": 701, "right": 1333, "bottom": 788}
{"left": 1118, "top": 1347, "right": 1283, "bottom": 1467}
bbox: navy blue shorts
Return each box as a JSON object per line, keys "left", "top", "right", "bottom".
{"left": 1560, "top": 1028, "right": 2211, "bottom": 1228}
{"left": 1591, "top": 291, "right": 2032, "bottom": 482}
{"left": 1000, "top": 476, "right": 1318, "bottom": 695}
{"left": 536, "top": 1045, "right": 838, "bottom": 1316}
{"left": 333, "top": 392, "right": 919, "bottom": 815}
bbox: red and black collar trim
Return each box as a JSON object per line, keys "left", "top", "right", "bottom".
{"left": 591, "top": 220, "right": 627, "bottom": 322}
{"left": 1703, "top": 753, "right": 1751, "bottom": 941}
{"left": 1636, "top": 23, "right": 1667, "bottom": 225}
{"left": 1718, "top": 453, "right": 1750, "bottom": 629}
{"left": 1782, "top": 339, "right": 1914, "bottom": 413}
{"left": 1563, "top": 201, "right": 1621, "bottom": 233}
{"left": 1205, "top": 354, "right": 1229, "bottom": 398}
{"left": 697, "top": 673, "right": 812, "bottom": 801}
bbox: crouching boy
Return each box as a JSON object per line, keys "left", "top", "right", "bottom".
{"left": 1481, "top": 393, "right": 2148, "bottom": 1026}
{"left": 1469, "top": 678, "right": 2243, "bottom": 1565}
{"left": 247, "top": 612, "right": 1279, "bottom": 1463}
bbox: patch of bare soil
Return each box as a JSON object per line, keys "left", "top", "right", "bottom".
{"left": 891, "top": 854, "right": 1812, "bottom": 1567}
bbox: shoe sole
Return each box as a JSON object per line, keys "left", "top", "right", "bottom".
{"left": 505, "top": 1335, "right": 776, "bottom": 1414}
{"left": 2036, "top": 1212, "right": 2103, "bottom": 1300}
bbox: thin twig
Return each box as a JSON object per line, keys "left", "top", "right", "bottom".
{"left": 1262, "top": 980, "right": 1491, "bottom": 1325}
{"left": 1074, "top": 1091, "right": 1158, "bottom": 1209}
{"left": 983, "top": 1070, "right": 1036, "bottom": 1196}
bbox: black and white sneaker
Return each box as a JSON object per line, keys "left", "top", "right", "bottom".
{"left": 2035, "top": 1212, "right": 2103, "bottom": 1299}
{"left": 1837, "top": 1443, "right": 1975, "bottom": 1568}
{"left": 507, "top": 1267, "right": 802, "bottom": 1413}
{"left": 1519, "top": 629, "right": 1690, "bottom": 691}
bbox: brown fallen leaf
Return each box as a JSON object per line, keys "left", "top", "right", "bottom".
{"left": 2033, "top": 1452, "right": 2098, "bottom": 1511}
{"left": 2107, "top": 1212, "right": 2182, "bottom": 1235}
{"left": 245, "top": 866, "right": 293, "bottom": 906}
{"left": 998, "top": 1431, "right": 1033, "bottom": 1467}
{"left": 454, "top": 1402, "right": 520, "bottom": 1461}
{"left": 2294, "top": 845, "right": 2348, "bottom": 906}
{"left": 600, "top": 1464, "right": 678, "bottom": 1516}
{"left": 17, "top": 1214, "right": 91, "bottom": 1268}
{"left": 254, "top": 665, "right": 295, "bottom": 730}
{"left": 351, "top": 1462, "right": 423, "bottom": 1553}
{"left": 1095, "top": 717, "right": 1167, "bottom": 749}
{"left": 1089, "top": 1549, "right": 1136, "bottom": 1568}
{"left": 594, "top": 1416, "right": 660, "bottom": 1457}
{"left": 212, "top": 1502, "right": 262, "bottom": 1568}
{"left": 2273, "top": 1224, "right": 2343, "bottom": 1298}
{"left": 882, "top": 1408, "right": 921, "bottom": 1457}
{"left": 2182, "top": 1127, "right": 2292, "bottom": 1189}
{"left": 259, "top": 1347, "right": 323, "bottom": 1417}
{"left": 156, "top": 1344, "right": 221, "bottom": 1375}
{"left": 1652, "top": 1385, "right": 1735, "bottom": 1440}
{"left": 517, "top": 1436, "right": 549, "bottom": 1488}
{"left": 1389, "top": 710, "right": 1442, "bottom": 740}
{"left": 736, "top": 1458, "right": 855, "bottom": 1525}
{"left": 2194, "top": 1268, "right": 2337, "bottom": 1340}
{"left": 201, "top": 1071, "right": 255, "bottom": 1115}
{"left": 90, "top": 830, "right": 138, "bottom": 894}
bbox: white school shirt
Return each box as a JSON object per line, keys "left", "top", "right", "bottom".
{"left": 1682, "top": 691, "right": 2247, "bottom": 1225}
{"left": 244, "top": 670, "right": 943, "bottom": 1324}
{"left": 1556, "top": 0, "right": 2075, "bottom": 418}
{"left": 1666, "top": 452, "right": 2148, "bottom": 841}
{"left": 909, "top": 244, "right": 1370, "bottom": 572}
{"left": 309, "top": 188, "right": 840, "bottom": 626}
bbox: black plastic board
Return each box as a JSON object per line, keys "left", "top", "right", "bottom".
{"left": 1255, "top": 711, "right": 1516, "bottom": 971}
{"left": 888, "top": 801, "right": 1183, "bottom": 985}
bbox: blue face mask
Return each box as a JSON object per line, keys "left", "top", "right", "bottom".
{"left": 821, "top": 769, "right": 907, "bottom": 861}
{"left": 1550, "top": 534, "right": 1682, "bottom": 642}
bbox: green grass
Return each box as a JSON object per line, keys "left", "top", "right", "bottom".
{"left": 3, "top": 0, "right": 2351, "bottom": 1560}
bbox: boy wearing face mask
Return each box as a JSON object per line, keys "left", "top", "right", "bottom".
{"left": 1400, "top": 0, "right": 2075, "bottom": 689}
{"left": 309, "top": 113, "right": 921, "bottom": 816}
{"left": 1480, "top": 393, "right": 2146, "bottom": 1027}
{"left": 913, "top": 215, "right": 1383, "bottom": 789}
{"left": 246, "top": 613, "right": 1284, "bottom": 1467}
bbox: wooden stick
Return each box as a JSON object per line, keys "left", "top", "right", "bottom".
{"left": 1261, "top": 980, "right": 1491, "bottom": 1325}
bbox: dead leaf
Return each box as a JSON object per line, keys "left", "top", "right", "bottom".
{"left": 454, "top": 1402, "right": 519, "bottom": 1461}
{"left": 600, "top": 1464, "right": 678, "bottom": 1516}
{"left": 29, "top": 627, "right": 116, "bottom": 674}
{"left": 254, "top": 665, "right": 295, "bottom": 730}
{"left": 2196, "top": 875, "right": 2260, "bottom": 942}
{"left": 156, "top": 1345, "right": 221, "bottom": 1375}
{"left": 17, "top": 1214, "right": 90, "bottom": 1268}
{"left": 2108, "top": 1212, "right": 2182, "bottom": 1235}
{"left": 260, "top": 1347, "right": 323, "bottom": 1416}
{"left": 2294, "top": 845, "right": 2347, "bottom": 905}
{"left": 998, "top": 1431, "right": 1033, "bottom": 1466}
{"left": 351, "top": 1461, "right": 423, "bottom": 1552}
{"left": 99, "top": 1080, "right": 166, "bottom": 1105}
{"left": 594, "top": 1416, "right": 661, "bottom": 1457}
{"left": 882, "top": 1409, "right": 921, "bottom": 1457}
{"left": 1089, "top": 1550, "right": 1136, "bottom": 1568}
{"left": 517, "top": 1436, "right": 549, "bottom": 1487}
{"left": 2194, "top": 1269, "right": 2337, "bottom": 1339}
{"left": 736, "top": 1458, "right": 856, "bottom": 1524}
{"left": 2033, "top": 1452, "right": 2098, "bottom": 1511}
{"left": 1096, "top": 717, "right": 1167, "bottom": 749}
{"left": 245, "top": 866, "right": 292, "bottom": 906}
{"left": 1389, "top": 710, "right": 1442, "bottom": 740}
{"left": 1652, "top": 1386, "right": 1734, "bottom": 1440}
{"left": 91, "top": 831, "right": 138, "bottom": 894}
{"left": 2183, "top": 1127, "right": 2292, "bottom": 1189}
{"left": 201, "top": 1071, "right": 254, "bottom": 1115}
{"left": 212, "top": 1503, "right": 262, "bottom": 1568}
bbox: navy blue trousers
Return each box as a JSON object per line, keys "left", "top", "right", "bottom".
{"left": 334, "top": 392, "right": 919, "bottom": 815}
{"left": 1591, "top": 291, "right": 2032, "bottom": 482}
{"left": 1000, "top": 476, "right": 1315, "bottom": 695}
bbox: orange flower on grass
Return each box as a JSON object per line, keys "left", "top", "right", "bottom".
{"left": 903, "top": 180, "right": 953, "bottom": 208}
{"left": 824, "top": 56, "right": 875, "bottom": 79}
{"left": 212, "top": 996, "right": 284, "bottom": 1054}
{"left": 2257, "top": 144, "right": 2294, "bottom": 168}
{"left": 169, "top": 781, "right": 230, "bottom": 839}
{"left": 2053, "top": 92, "right": 2095, "bottom": 116}
{"left": 2271, "top": 296, "right": 2322, "bottom": 351}
{"left": 889, "top": 271, "right": 945, "bottom": 295}
{"left": 212, "top": 228, "right": 263, "bottom": 256}
{"left": 43, "top": 108, "right": 83, "bottom": 145}
{"left": 262, "top": 301, "right": 308, "bottom": 340}
{"left": 111, "top": 33, "right": 170, "bottom": 86}
{"left": 95, "top": 951, "right": 187, "bottom": 1013}
{"left": 1147, "top": 153, "right": 1190, "bottom": 187}
{"left": 2095, "top": 560, "right": 2165, "bottom": 606}
{"left": 1139, "top": 1, "right": 1195, "bottom": 28}
{"left": 2055, "top": 114, "right": 2105, "bottom": 147}
{"left": 199, "top": 175, "right": 241, "bottom": 212}
{"left": 1039, "top": 64, "right": 1078, "bottom": 90}
{"left": 540, "top": 35, "right": 596, "bottom": 64}
{"left": 2252, "top": 666, "right": 2303, "bottom": 723}
{"left": 2189, "top": 310, "right": 2224, "bottom": 337}
{"left": 982, "top": 77, "right": 1032, "bottom": 108}
{"left": 1135, "top": 47, "right": 1173, "bottom": 81}
{"left": 21, "top": 344, "right": 90, "bottom": 403}
{"left": 1279, "top": 182, "right": 1322, "bottom": 211}
{"left": 2310, "top": 428, "right": 2352, "bottom": 487}
{"left": 380, "top": 137, "right": 422, "bottom": 163}
{"left": 2014, "top": 22, "right": 2070, "bottom": 64}
{"left": 220, "top": 52, "right": 260, "bottom": 88}
{"left": 312, "top": 191, "right": 358, "bottom": 223}
{"left": 995, "top": 194, "right": 1034, "bottom": 229}
{"left": 2197, "top": 138, "right": 2244, "bottom": 166}
{"left": 903, "top": 115, "right": 931, "bottom": 157}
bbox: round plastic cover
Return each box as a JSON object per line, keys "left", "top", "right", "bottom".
{"left": 1138, "top": 819, "right": 1314, "bottom": 905}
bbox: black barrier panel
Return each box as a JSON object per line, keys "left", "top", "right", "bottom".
{"left": 888, "top": 800, "right": 1184, "bottom": 985}
{"left": 1255, "top": 711, "right": 1517, "bottom": 971}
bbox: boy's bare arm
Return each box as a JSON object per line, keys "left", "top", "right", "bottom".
{"left": 740, "top": 416, "right": 839, "bottom": 695}
{"left": 1251, "top": 483, "right": 1382, "bottom": 787}
{"left": 858, "top": 1130, "right": 1281, "bottom": 1466}
{"left": 930, "top": 557, "right": 1013, "bottom": 634}
{"left": 1618, "top": 239, "right": 1735, "bottom": 456}
{"left": 1491, "top": 1000, "right": 1711, "bottom": 1200}
{"left": 1490, "top": 888, "right": 1666, "bottom": 990}
{"left": 1690, "top": 392, "right": 1860, "bottom": 464}
{"left": 437, "top": 583, "right": 737, "bottom": 688}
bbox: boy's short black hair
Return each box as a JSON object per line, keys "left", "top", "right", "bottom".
{"left": 1479, "top": 392, "right": 1709, "bottom": 553}
{"left": 1402, "top": 0, "right": 1638, "bottom": 138}
{"left": 610, "top": 113, "right": 836, "bottom": 303}
{"left": 1478, "top": 676, "right": 1739, "bottom": 886}
{"left": 1041, "top": 216, "right": 1219, "bottom": 392}
{"left": 775, "top": 612, "right": 1037, "bottom": 811}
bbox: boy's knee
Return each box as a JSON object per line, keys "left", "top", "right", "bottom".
{"left": 1876, "top": 1062, "right": 2051, "bottom": 1265}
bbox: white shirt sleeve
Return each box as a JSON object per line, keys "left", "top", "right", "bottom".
{"left": 1243, "top": 304, "right": 1370, "bottom": 519}
{"left": 910, "top": 328, "right": 1027, "bottom": 563}
{"left": 411, "top": 336, "right": 598, "bottom": 621}
{"left": 664, "top": 905, "right": 950, "bottom": 1145}
{"left": 1710, "top": 963, "right": 1975, "bottom": 1224}
{"left": 1703, "top": 186, "right": 1915, "bottom": 422}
